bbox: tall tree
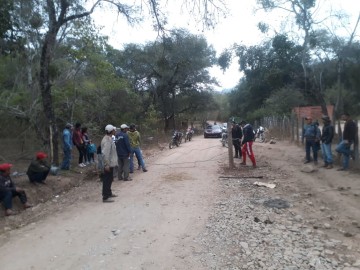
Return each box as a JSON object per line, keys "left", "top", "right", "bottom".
{"left": 111, "top": 29, "right": 218, "bottom": 131}
{"left": 231, "top": 34, "right": 304, "bottom": 120}
{"left": 6, "top": 0, "right": 226, "bottom": 164}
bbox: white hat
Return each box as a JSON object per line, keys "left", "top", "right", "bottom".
{"left": 120, "top": 124, "right": 129, "bottom": 129}
{"left": 105, "top": 124, "right": 116, "bottom": 132}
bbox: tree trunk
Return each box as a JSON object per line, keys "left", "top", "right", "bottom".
{"left": 40, "top": 31, "right": 59, "bottom": 165}
{"left": 318, "top": 71, "right": 328, "bottom": 116}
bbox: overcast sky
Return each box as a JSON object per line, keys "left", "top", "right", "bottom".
{"left": 91, "top": 0, "right": 360, "bottom": 91}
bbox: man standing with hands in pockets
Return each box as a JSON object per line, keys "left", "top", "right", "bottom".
{"left": 101, "top": 124, "right": 118, "bottom": 202}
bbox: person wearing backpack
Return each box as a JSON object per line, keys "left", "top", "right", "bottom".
{"left": 303, "top": 116, "right": 321, "bottom": 165}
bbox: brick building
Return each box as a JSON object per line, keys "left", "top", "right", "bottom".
{"left": 292, "top": 105, "right": 334, "bottom": 122}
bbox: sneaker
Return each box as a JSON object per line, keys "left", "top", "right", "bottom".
{"left": 240, "top": 162, "right": 246, "bottom": 165}
{"left": 118, "top": 177, "right": 124, "bottom": 181}
{"left": 78, "top": 164, "right": 84, "bottom": 167}
{"left": 304, "top": 160, "right": 311, "bottom": 164}
{"left": 326, "top": 164, "right": 333, "bottom": 169}
{"left": 143, "top": 168, "right": 148, "bottom": 172}
{"left": 110, "top": 194, "right": 118, "bottom": 198}
{"left": 103, "top": 198, "right": 115, "bottom": 203}
{"left": 5, "top": 209, "right": 15, "bottom": 216}
{"left": 124, "top": 178, "right": 132, "bottom": 181}
{"left": 81, "top": 163, "right": 87, "bottom": 167}
{"left": 130, "top": 171, "right": 134, "bottom": 174}
{"left": 137, "top": 165, "right": 141, "bottom": 170}
{"left": 350, "top": 150, "right": 355, "bottom": 160}
{"left": 23, "top": 203, "right": 33, "bottom": 209}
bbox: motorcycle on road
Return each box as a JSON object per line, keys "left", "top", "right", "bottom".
{"left": 169, "top": 131, "right": 183, "bottom": 149}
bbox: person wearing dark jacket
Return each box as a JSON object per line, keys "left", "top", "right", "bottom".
{"left": 320, "top": 116, "right": 334, "bottom": 169}
{"left": 26, "top": 152, "right": 51, "bottom": 184}
{"left": 303, "top": 116, "right": 321, "bottom": 165}
{"left": 336, "top": 113, "right": 357, "bottom": 171}
{"left": 231, "top": 122, "right": 243, "bottom": 158}
{"left": 73, "top": 122, "right": 86, "bottom": 167}
{"left": 239, "top": 121, "right": 256, "bottom": 168}
{"left": 0, "top": 163, "right": 32, "bottom": 216}
{"left": 115, "top": 124, "right": 132, "bottom": 181}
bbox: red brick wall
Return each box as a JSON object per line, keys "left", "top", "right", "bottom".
{"left": 293, "top": 105, "right": 334, "bottom": 122}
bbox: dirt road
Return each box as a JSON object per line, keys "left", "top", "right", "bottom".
{"left": 0, "top": 137, "right": 225, "bottom": 269}
{"left": 0, "top": 136, "right": 359, "bottom": 269}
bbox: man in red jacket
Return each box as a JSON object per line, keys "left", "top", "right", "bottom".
{"left": 73, "top": 122, "right": 86, "bottom": 167}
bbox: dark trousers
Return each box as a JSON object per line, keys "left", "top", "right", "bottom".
{"left": 305, "top": 139, "right": 318, "bottom": 162}
{"left": 101, "top": 167, "right": 114, "bottom": 200}
{"left": 233, "top": 139, "right": 242, "bottom": 157}
{"left": 76, "top": 145, "right": 86, "bottom": 164}
{"left": 28, "top": 170, "right": 50, "bottom": 183}
{"left": 0, "top": 189, "right": 27, "bottom": 210}
{"left": 88, "top": 153, "right": 95, "bottom": 162}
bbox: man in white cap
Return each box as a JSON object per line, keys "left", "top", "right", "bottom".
{"left": 101, "top": 124, "right": 118, "bottom": 202}
{"left": 115, "top": 124, "right": 132, "bottom": 181}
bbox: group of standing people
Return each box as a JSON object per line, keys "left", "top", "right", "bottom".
{"left": 303, "top": 112, "right": 357, "bottom": 171}
{"left": 100, "top": 123, "right": 147, "bottom": 203}
{"left": 60, "top": 122, "right": 97, "bottom": 170}
{"left": 59, "top": 121, "right": 147, "bottom": 202}
{"left": 231, "top": 120, "right": 257, "bottom": 168}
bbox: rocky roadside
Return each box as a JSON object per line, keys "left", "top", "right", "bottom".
{"left": 194, "top": 163, "right": 360, "bottom": 270}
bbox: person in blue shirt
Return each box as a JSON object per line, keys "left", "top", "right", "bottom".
{"left": 303, "top": 117, "right": 321, "bottom": 165}
{"left": 60, "top": 123, "right": 73, "bottom": 170}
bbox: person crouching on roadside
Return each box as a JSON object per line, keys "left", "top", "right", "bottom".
{"left": 26, "top": 151, "right": 51, "bottom": 184}
{"left": 0, "top": 163, "right": 32, "bottom": 216}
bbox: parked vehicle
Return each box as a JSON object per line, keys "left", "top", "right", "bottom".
{"left": 184, "top": 128, "right": 194, "bottom": 142}
{"left": 204, "top": 124, "right": 222, "bottom": 138}
{"left": 169, "top": 130, "right": 183, "bottom": 149}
